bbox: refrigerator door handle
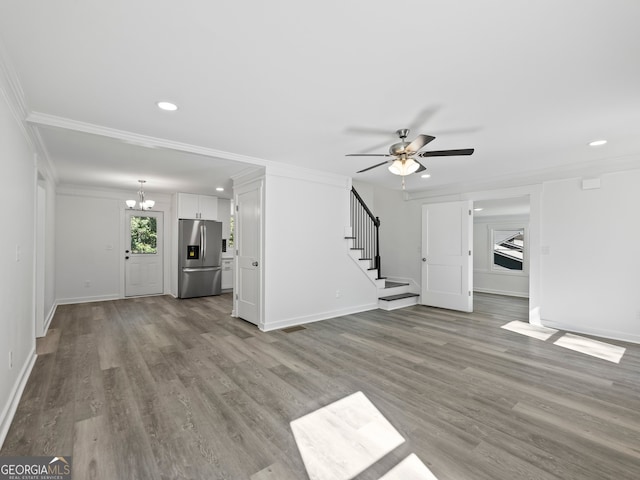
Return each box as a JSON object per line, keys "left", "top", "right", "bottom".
{"left": 182, "top": 267, "right": 220, "bottom": 273}
{"left": 203, "top": 223, "right": 207, "bottom": 262}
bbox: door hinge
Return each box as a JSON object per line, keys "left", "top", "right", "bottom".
{"left": 235, "top": 293, "right": 238, "bottom": 300}
{"left": 236, "top": 249, "right": 239, "bottom": 256}
{"left": 469, "top": 291, "right": 472, "bottom": 297}
{"left": 469, "top": 250, "right": 472, "bottom": 256}
{"left": 469, "top": 209, "right": 472, "bottom": 215}
{"left": 236, "top": 204, "right": 239, "bottom": 212}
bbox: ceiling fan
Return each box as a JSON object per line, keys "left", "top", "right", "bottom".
{"left": 346, "top": 128, "right": 474, "bottom": 188}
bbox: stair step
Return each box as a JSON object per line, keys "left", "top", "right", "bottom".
{"left": 350, "top": 247, "right": 364, "bottom": 250}
{"left": 376, "top": 276, "right": 387, "bottom": 280}
{"left": 384, "top": 281, "right": 409, "bottom": 288}
{"left": 379, "top": 292, "right": 419, "bottom": 302}
{"left": 344, "top": 236, "right": 356, "bottom": 239}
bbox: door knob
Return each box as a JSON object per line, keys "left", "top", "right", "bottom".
{"left": 252, "top": 261, "right": 259, "bottom": 267}
{"left": 125, "top": 256, "right": 130, "bottom": 260}
{"left": 422, "top": 258, "right": 427, "bottom": 262}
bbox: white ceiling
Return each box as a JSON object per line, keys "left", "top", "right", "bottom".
{"left": 1, "top": 1, "right": 640, "bottom": 197}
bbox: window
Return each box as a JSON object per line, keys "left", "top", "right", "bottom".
{"left": 491, "top": 227, "right": 525, "bottom": 273}
{"left": 130, "top": 216, "right": 158, "bottom": 254}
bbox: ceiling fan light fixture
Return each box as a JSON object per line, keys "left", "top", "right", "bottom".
{"left": 388, "top": 158, "right": 420, "bottom": 176}
{"left": 421, "top": 173, "right": 431, "bottom": 178}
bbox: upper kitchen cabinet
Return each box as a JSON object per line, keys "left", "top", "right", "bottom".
{"left": 177, "top": 193, "right": 218, "bottom": 220}
{"left": 218, "top": 198, "right": 231, "bottom": 240}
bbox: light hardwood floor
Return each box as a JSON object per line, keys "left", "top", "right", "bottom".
{"left": 2, "top": 293, "right": 639, "bottom": 479}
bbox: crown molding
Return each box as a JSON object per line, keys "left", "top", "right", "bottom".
{"left": 0, "top": 40, "right": 28, "bottom": 126}
{"left": 0, "top": 41, "right": 58, "bottom": 183}
{"left": 265, "top": 163, "right": 351, "bottom": 189}
{"left": 26, "top": 111, "right": 274, "bottom": 168}
{"left": 405, "top": 152, "right": 640, "bottom": 201}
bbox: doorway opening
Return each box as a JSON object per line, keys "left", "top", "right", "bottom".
{"left": 472, "top": 196, "right": 530, "bottom": 301}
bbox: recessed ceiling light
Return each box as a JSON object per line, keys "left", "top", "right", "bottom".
{"left": 589, "top": 139, "right": 607, "bottom": 147}
{"left": 215, "top": 187, "right": 224, "bottom": 192}
{"left": 420, "top": 173, "right": 431, "bottom": 178}
{"left": 156, "top": 101, "right": 178, "bottom": 111}
{"left": 474, "top": 207, "right": 483, "bottom": 211}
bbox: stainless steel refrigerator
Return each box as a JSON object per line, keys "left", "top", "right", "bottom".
{"left": 178, "top": 219, "right": 222, "bottom": 298}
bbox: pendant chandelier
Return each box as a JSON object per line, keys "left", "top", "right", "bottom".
{"left": 126, "top": 180, "right": 155, "bottom": 210}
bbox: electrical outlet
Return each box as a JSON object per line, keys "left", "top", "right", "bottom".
{"left": 84, "top": 280, "right": 91, "bottom": 288}
{"left": 335, "top": 290, "right": 341, "bottom": 298}
{"left": 9, "top": 351, "right": 13, "bottom": 369}
{"left": 15, "top": 245, "right": 21, "bottom": 262}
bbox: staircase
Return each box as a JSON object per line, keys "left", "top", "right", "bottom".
{"left": 378, "top": 281, "right": 420, "bottom": 311}
{"left": 347, "top": 187, "right": 420, "bottom": 311}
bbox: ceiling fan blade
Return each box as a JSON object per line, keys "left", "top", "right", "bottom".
{"left": 345, "top": 153, "right": 391, "bottom": 157}
{"left": 415, "top": 161, "right": 427, "bottom": 173}
{"left": 419, "top": 148, "right": 474, "bottom": 157}
{"left": 405, "top": 134, "right": 435, "bottom": 154}
{"left": 408, "top": 106, "right": 441, "bottom": 131}
{"left": 344, "top": 126, "right": 395, "bottom": 136}
{"left": 357, "top": 161, "right": 389, "bottom": 173}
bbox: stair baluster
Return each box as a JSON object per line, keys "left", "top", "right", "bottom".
{"left": 350, "top": 187, "right": 382, "bottom": 279}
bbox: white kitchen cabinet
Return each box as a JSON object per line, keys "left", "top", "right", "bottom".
{"left": 218, "top": 198, "right": 231, "bottom": 240}
{"left": 221, "top": 257, "right": 234, "bottom": 290}
{"left": 177, "top": 193, "right": 218, "bottom": 220}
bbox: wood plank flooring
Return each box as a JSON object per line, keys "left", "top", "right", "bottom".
{"left": 2, "top": 293, "right": 639, "bottom": 479}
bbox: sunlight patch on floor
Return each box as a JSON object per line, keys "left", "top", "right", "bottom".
{"left": 554, "top": 333, "right": 626, "bottom": 363}
{"left": 501, "top": 320, "right": 626, "bottom": 363}
{"left": 291, "top": 391, "right": 437, "bottom": 480}
{"left": 291, "top": 391, "right": 404, "bottom": 480}
{"left": 500, "top": 320, "right": 558, "bottom": 341}
{"left": 379, "top": 453, "right": 439, "bottom": 480}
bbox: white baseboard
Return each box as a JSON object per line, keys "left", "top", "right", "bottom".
{"left": 0, "top": 349, "right": 37, "bottom": 450}
{"left": 56, "top": 294, "right": 120, "bottom": 305}
{"left": 259, "top": 302, "right": 379, "bottom": 332}
{"left": 474, "top": 287, "right": 529, "bottom": 298}
{"left": 540, "top": 319, "right": 640, "bottom": 345}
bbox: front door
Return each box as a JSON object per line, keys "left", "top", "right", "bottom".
{"left": 125, "top": 210, "right": 163, "bottom": 297}
{"left": 235, "top": 180, "right": 262, "bottom": 325}
{"left": 421, "top": 200, "right": 473, "bottom": 312}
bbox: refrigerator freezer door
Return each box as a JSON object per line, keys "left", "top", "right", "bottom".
{"left": 178, "top": 266, "right": 222, "bottom": 298}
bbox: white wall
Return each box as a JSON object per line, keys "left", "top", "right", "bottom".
{"left": 474, "top": 215, "right": 529, "bottom": 297}
{"left": 540, "top": 171, "right": 640, "bottom": 342}
{"left": 0, "top": 70, "right": 37, "bottom": 446}
{"left": 262, "top": 168, "right": 378, "bottom": 330}
{"left": 56, "top": 187, "right": 173, "bottom": 304}
{"left": 372, "top": 185, "right": 423, "bottom": 284}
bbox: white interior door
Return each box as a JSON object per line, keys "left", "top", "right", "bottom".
{"left": 421, "top": 200, "right": 473, "bottom": 312}
{"left": 125, "top": 210, "right": 163, "bottom": 297}
{"left": 235, "top": 181, "right": 262, "bottom": 325}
